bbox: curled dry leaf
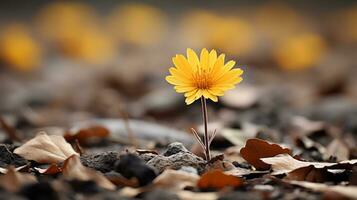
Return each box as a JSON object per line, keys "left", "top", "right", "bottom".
{"left": 0, "top": 167, "right": 37, "bottom": 192}
{"left": 62, "top": 155, "right": 115, "bottom": 190}
{"left": 261, "top": 154, "right": 357, "bottom": 175}
{"left": 14, "top": 132, "right": 78, "bottom": 164}
{"left": 153, "top": 169, "right": 199, "bottom": 190}
{"left": 197, "top": 170, "right": 243, "bottom": 190}
{"left": 240, "top": 138, "right": 292, "bottom": 170}
{"left": 289, "top": 181, "right": 357, "bottom": 200}
{"left": 34, "top": 164, "right": 62, "bottom": 175}
{"left": 64, "top": 126, "right": 110, "bottom": 145}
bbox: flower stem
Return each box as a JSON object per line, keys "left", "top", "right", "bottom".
{"left": 200, "top": 96, "right": 210, "bottom": 161}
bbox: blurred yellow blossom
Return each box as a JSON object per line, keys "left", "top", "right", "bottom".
{"left": 0, "top": 24, "right": 42, "bottom": 71}
{"left": 273, "top": 33, "right": 326, "bottom": 70}
{"left": 181, "top": 10, "right": 255, "bottom": 56}
{"left": 36, "top": 2, "right": 114, "bottom": 63}
{"left": 107, "top": 4, "right": 167, "bottom": 46}
{"left": 59, "top": 28, "right": 115, "bottom": 64}
{"left": 36, "top": 2, "right": 97, "bottom": 44}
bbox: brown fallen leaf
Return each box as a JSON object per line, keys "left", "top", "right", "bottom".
{"left": 62, "top": 155, "right": 115, "bottom": 190}
{"left": 325, "top": 139, "right": 349, "bottom": 161}
{"left": 0, "top": 167, "right": 37, "bottom": 192}
{"left": 106, "top": 173, "right": 139, "bottom": 188}
{"left": 14, "top": 132, "right": 78, "bottom": 164}
{"left": 240, "top": 138, "right": 292, "bottom": 170}
{"left": 64, "top": 126, "right": 110, "bottom": 145}
{"left": 286, "top": 165, "right": 329, "bottom": 182}
{"left": 261, "top": 154, "right": 357, "bottom": 175}
{"left": 34, "top": 164, "right": 62, "bottom": 175}
{"left": 153, "top": 169, "right": 199, "bottom": 190}
{"left": 288, "top": 181, "right": 357, "bottom": 200}
{"left": 197, "top": 170, "right": 243, "bottom": 190}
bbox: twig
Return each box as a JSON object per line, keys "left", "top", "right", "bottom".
{"left": 118, "top": 101, "right": 137, "bottom": 148}
{"left": 191, "top": 128, "right": 206, "bottom": 152}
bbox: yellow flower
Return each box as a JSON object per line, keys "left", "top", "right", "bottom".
{"left": 166, "top": 48, "right": 243, "bottom": 105}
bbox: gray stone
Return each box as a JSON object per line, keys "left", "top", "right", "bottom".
{"left": 137, "top": 153, "right": 157, "bottom": 162}
{"left": 147, "top": 152, "right": 205, "bottom": 173}
{"left": 163, "top": 142, "right": 189, "bottom": 156}
{"left": 0, "top": 144, "right": 28, "bottom": 167}
{"left": 80, "top": 151, "right": 119, "bottom": 173}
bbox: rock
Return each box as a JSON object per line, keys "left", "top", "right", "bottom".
{"left": 146, "top": 156, "right": 174, "bottom": 173}
{"left": 81, "top": 151, "right": 119, "bottom": 173}
{"left": 147, "top": 152, "right": 205, "bottom": 174}
{"left": 0, "top": 144, "right": 28, "bottom": 167}
{"left": 115, "top": 154, "right": 157, "bottom": 186}
{"left": 137, "top": 153, "right": 157, "bottom": 162}
{"left": 179, "top": 166, "right": 198, "bottom": 175}
{"left": 163, "top": 142, "right": 189, "bottom": 156}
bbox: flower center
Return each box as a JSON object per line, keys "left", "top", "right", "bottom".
{"left": 194, "top": 70, "right": 212, "bottom": 89}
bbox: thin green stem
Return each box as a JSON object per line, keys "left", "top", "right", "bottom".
{"left": 200, "top": 96, "right": 210, "bottom": 161}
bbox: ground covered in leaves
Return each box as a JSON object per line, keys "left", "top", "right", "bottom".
{"left": 0, "top": 68, "right": 356, "bottom": 200}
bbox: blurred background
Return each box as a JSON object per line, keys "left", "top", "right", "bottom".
{"left": 0, "top": 0, "right": 356, "bottom": 139}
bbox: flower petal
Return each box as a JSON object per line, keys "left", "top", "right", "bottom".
{"left": 187, "top": 48, "right": 199, "bottom": 69}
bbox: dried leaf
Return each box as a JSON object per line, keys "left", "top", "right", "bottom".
{"left": 62, "top": 155, "right": 115, "bottom": 190}
{"left": 0, "top": 167, "right": 37, "bottom": 192}
{"left": 325, "top": 139, "right": 349, "bottom": 161}
{"left": 14, "top": 132, "right": 78, "bottom": 164}
{"left": 153, "top": 169, "right": 199, "bottom": 190}
{"left": 64, "top": 126, "right": 110, "bottom": 145}
{"left": 289, "top": 181, "right": 357, "bottom": 199}
{"left": 286, "top": 165, "right": 329, "bottom": 182}
{"left": 106, "top": 172, "right": 139, "bottom": 187}
{"left": 240, "top": 138, "right": 292, "bottom": 170}
{"left": 261, "top": 154, "right": 357, "bottom": 175}
{"left": 34, "top": 164, "right": 62, "bottom": 175}
{"left": 197, "top": 170, "right": 243, "bottom": 190}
